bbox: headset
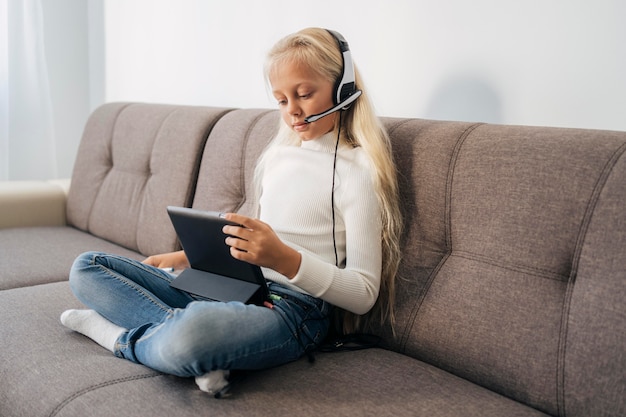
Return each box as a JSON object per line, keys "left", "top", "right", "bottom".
{"left": 304, "top": 30, "right": 362, "bottom": 124}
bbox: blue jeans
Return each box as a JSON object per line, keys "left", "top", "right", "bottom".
{"left": 68, "top": 251, "right": 331, "bottom": 377}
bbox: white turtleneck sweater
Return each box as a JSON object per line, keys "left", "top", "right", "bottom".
{"left": 259, "top": 132, "right": 382, "bottom": 315}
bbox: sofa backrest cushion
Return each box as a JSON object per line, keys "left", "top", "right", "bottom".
{"left": 563, "top": 141, "right": 626, "bottom": 417}
{"left": 380, "top": 119, "right": 626, "bottom": 416}
{"left": 191, "top": 109, "right": 278, "bottom": 215}
{"left": 66, "top": 103, "right": 231, "bottom": 255}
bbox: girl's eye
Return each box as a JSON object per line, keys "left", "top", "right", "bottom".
{"left": 277, "top": 99, "right": 287, "bottom": 106}
{"left": 299, "top": 93, "right": 311, "bottom": 99}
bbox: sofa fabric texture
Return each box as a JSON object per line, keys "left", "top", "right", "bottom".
{"left": 66, "top": 103, "right": 232, "bottom": 255}
{"left": 0, "top": 102, "right": 624, "bottom": 417}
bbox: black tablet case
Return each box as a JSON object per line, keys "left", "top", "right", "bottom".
{"left": 166, "top": 206, "right": 268, "bottom": 306}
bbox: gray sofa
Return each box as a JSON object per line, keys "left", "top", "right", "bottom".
{"left": 1, "top": 102, "right": 624, "bottom": 417}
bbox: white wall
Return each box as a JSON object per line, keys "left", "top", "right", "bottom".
{"left": 103, "top": 0, "right": 626, "bottom": 131}
{"left": 6, "top": 0, "right": 622, "bottom": 179}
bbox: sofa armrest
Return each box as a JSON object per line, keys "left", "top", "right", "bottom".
{"left": 0, "top": 179, "right": 70, "bottom": 228}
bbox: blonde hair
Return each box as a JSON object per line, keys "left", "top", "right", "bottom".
{"left": 259, "top": 28, "right": 402, "bottom": 334}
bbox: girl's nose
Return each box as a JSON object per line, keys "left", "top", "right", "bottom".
{"left": 287, "top": 101, "right": 301, "bottom": 117}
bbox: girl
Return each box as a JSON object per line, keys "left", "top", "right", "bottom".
{"left": 61, "top": 27, "right": 402, "bottom": 394}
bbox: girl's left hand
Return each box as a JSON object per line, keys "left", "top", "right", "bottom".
{"left": 222, "top": 213, "right": 301, "bottom": 279}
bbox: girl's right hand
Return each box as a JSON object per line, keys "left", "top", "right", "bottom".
{"left": 142, "top": 250, "right": 189, "bottom": 270}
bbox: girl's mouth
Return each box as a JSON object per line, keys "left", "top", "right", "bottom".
{"left": 293, "top": 122, "right": 308, "bottom": 131}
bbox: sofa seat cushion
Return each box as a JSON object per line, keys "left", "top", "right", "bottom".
{"left": 0, "top": 282, "right": 549, "bottom": 417}
{"left": 0, "top": 227, "right": 143, "bottom": 290}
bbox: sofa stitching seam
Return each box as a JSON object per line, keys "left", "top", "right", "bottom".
{"left": 48, "top": 373, "right": 162, "bottom": 417}
{"left": 450, "top": 250, "right": 567, "bottom": 281}
{"left": 445, "top": 123, "right": 484, "bottom": 249}
{"left": 556, "top": 140, "right": 626, "bottom": 417}
{"left": 385, "top": 118, "right": 413, "bottom": 136}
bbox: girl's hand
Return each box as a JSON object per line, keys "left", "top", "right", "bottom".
{"left": 222, "top": 213, "right": 301, "bottom": 279}
{"left": 142, "top": 250, "right": 190, "bottom": 270}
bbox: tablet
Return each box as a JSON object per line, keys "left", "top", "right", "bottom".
{"left": 166, "top": 206, "right": 268, "bottom": 305}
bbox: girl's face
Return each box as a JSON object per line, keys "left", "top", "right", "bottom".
{"left": 270, "top": 60, "right": 337, "bottom": 141}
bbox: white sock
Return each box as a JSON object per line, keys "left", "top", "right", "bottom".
{"left": 195, "top": 370, "right": 230, "bottom": 394}
{"left": 60, "top": 309, "right": 126, "bottom": 352}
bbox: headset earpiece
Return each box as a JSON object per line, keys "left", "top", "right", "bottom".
{"left": 304, "top": 30, "right": 362, "bottom": 124}
{"left": 326, "top": 29, "right": 360, "bottom": 108}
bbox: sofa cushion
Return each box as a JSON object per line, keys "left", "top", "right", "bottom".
{"left": 388, "top": 123, "right": 626, "bottom": 415}
{"left": 66, "top": 103, "right": 232, "bottom": 256}
{"left": 191, "top": 109, "right": 278, "bottom": 216}
{"left": 0, "top": 282, "right": 550, "bottom": 417}
{"left": 564, "top": 142, "right": 626, "bottom": 417}
{"left": 0, "top": 282, "right": 159, "bottom": 417}
{"left": 0, "top": 227, "right": 143, "bottom": 290}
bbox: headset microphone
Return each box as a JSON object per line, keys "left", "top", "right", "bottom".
{"left": 304, "top": 29, "right": 362, "bottom": 124}
{"left": 304, "top": 90, "right": 362, "bottom": 123}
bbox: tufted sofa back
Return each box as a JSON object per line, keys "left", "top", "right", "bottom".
{"left": 190, "top": 109, "right": 278, "bottom": 216}
{"left": 378, "top": 119, "right": 626, "bottom": 417}
{"left": 66, "top": 103, "right": 232, "bottom": 255}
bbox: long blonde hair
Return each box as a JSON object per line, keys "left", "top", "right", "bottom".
{"left": 259, "top": 28, "right": 402, "bottom": 334}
